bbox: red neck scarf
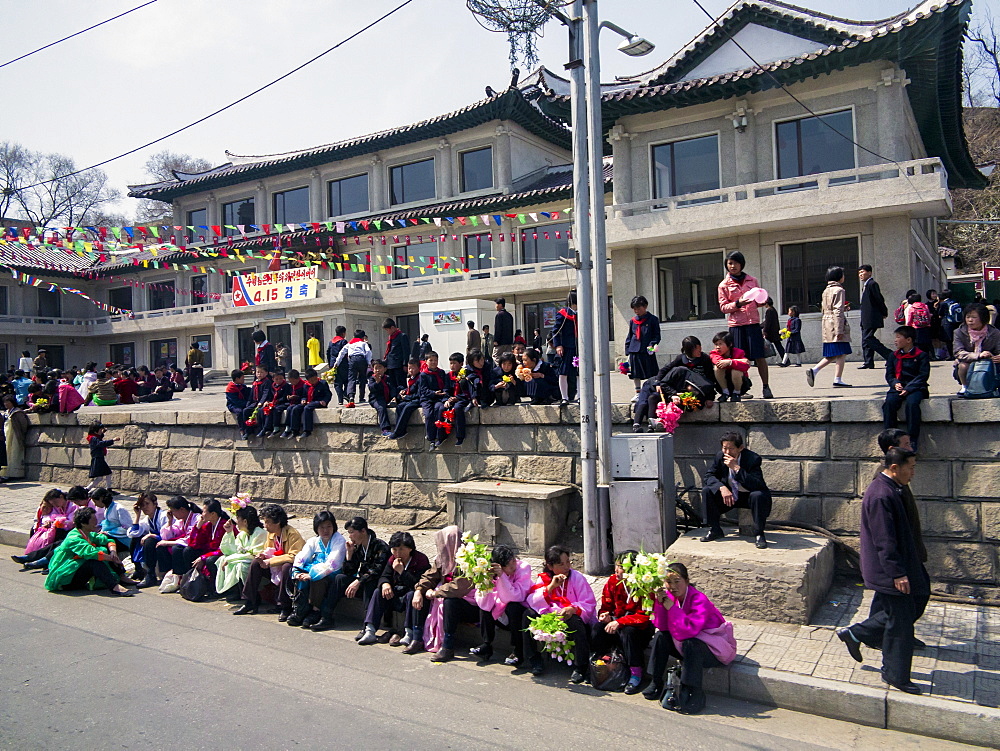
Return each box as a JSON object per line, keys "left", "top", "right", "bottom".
{"left": 631, "top": 314, "right": 647, "bottom": 341}
{"left": 405, "top": 375, "right": 418, "bottom": 395}
{"left": 428, "top": 368, "right": 445, "bottom": 390}
{"left": 529, "top": 571, "right": 575, "bottom": 610}
{"left": 348, "top": 337, "right": 363, "bottom": 344}
{"left": 384, "top": 330, "right": 399, "bottom": 359}
{"left": 894, "top": 347, "right": 922, "bottom": 380}
{"left": 558, "top": 308, "right": 577, "bottom": 336}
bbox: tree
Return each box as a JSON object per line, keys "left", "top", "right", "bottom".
{"left": 0, "top": 143, "right": 120, "bottom": 226}
{"left": 134, "top": 150, "right": 213, "bottom": 223}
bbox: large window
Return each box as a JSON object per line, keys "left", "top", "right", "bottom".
{"left": 652, "top": 135, "right": 720, "bottom": 199}
{"left": 0, "top": 285, "right": 8, "bottom": 315}
{"left": 187, "top": 208, "right": 207, "bottom": 243}
{"left": 149, "top": 338, "right": 177, "bottom": 369}
{"left": 221, "top": 197, "right": 255, "bottom": 235}
{"left": 520, "top": 222, "right": 570, "bottom": 265}
{"left": 37, "top": 289, "right": 61, "bottom": 318}
{"left": 328, "top": 173, "right": 369, "bottom": 217}
{"left": 190, "top": 335, "right": 213, "bottom": 368}
{"left": 390, "top": 158, "right": 435, "bottom": 205}
{"left": 392, "top": 246, "right": 437, "bottom": 281}
{"left": 462, "top": 234, "right": 493, "bottom": 276}
{"left": 780, "top": 237, "right": 860, "bottom": 313}
{"left": 109, "top": 342, "right": 135, "bottom": 368}
{"left": 191, "top": 274, "right": 208, "bottom": 301}
{"left": 461, "top": 147, "right": 493, "bottom": 192}
{"left": 523, "top": 302, "right": 562, "bottom": 346}
{"left": 273, "top": 187, "right": 310, "bottom": 225}
{"left": 108, "top": 286, "right": 133, "bottom": 311}
{"left": 148, "top": 280, "right": 176, "bottom": 310}
{"left": 776, "top": 110, "right": 855, "bottom": 181}
{"left": 657, "top": 252, "right": 724, "bottom": 322}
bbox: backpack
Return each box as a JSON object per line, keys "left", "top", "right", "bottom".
{"left": 962, "top": 361, "right": 999, "bottom": 399}
{"left": 893, "top": 302, "right": 906, "bottom": 325}
{"left": 946, "top": 300, "right": 963, "bottom": 327}
{"left": 911, "top": 303, "right": 931, "bottom": 328}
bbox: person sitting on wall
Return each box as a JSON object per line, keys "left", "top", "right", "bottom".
{"left": 709, "top": 332, "right": 751, "bottom": 403}
{"left": 255, "top": 369, "right": 291, "bottom": 438}
{"left": 225, "top": 370, "right": 252, "bottom": 433}
{"left": 387, "top": 359, "right": 422, "bottom": 441}
{"left": 491, "top": 352, "right": 522, "bottom": 406}
{"left": 368, "top": 359, "right": 394, "bottom": 436}
{"left": 952, "top": 302, "right": 1000, "bottom": 396}
{"left": 267, "top": 369, "right": 305, "bottom": 438}
{"left": 418, "top": 352, "right": 450, "bottom": 448}
{"left": 521, "top": 348, "right": 558, "bottom": 405}
{"left": 281, "top": 368, "right": 331, "bottom": 440}
{"left": 241, "top": 365, "right": 274, "bottom": 441}
{"left": 633, "top": 336, "right": 715, "bottom": 432}
{"left": 882, "top": 326, "right": 931, "bottom": 453}
{"left": 467, "top": 350, "right": 495, "bottom": 408}
{"left": 701, "top": 431, "right": 772, "bottom": 549}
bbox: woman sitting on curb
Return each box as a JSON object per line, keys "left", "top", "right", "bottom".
{"left": 591, "top": 550, "right": 653, "bottom": 694}
{"left": 473, "top": 544, "right": 533, "bottom": 665}
{"left": 216, "top": 504, "right": 267, "bottom": 598}
{"left": 44, "top": 507, "right": 136, "bottom": 596}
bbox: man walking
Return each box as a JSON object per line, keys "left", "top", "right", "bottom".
{"left": 837, "top": 446, "right": 928, "bottom": 695}
{"left": 859, "top": 264, "right": 892, "bottom": 368}
{"left": 493, "top": 297, "right": 514, "bottom": 359}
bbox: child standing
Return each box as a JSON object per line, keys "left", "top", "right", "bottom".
{"left": 624, "top": 295, "right": 661, "bottom": 397}
{"left": 883, "top": 325, "right": 931, "bottom": 452}
{"left": 551, "top": 291, "right": 579, "bottom": 404}
{"left": 709, "top": 332, "right": 751, "bottom": 402}
{"left": 784, "top": 306, "right": 805, "bottom": 366}
{"left": 85, "top": 424, "right": 116, "bottom": 491}
{"left": 335, "top": 329, "right": 373, "bottom": 408}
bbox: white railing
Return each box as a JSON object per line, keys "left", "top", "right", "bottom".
{"left": 609, "top": 157, "right": 947, "bottom": 217}
{"left": 0, "top": 314, "right": 95, "bottom": 327}
{"left": 375, "top": 260, "right": 570, "bottom": 291}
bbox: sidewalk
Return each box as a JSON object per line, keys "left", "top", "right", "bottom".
{"left": 2, "top": 481, "right": 997, "bottom": 745}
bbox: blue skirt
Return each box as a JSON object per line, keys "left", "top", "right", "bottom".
{"left": 729, "top": 324, "right": 766, "bottom": 361}
{"left": 822, "top": 341, "right": 852, "bottom": 358}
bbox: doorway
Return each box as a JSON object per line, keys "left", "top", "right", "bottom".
{"left": 237, "top": 327, "right": 256, "bottom": 369}
{"left": 149, "top": 339, "right": 178, "bottom": 369}
{"left": 302, "top": 321, "right": 324, "bottom": 369}
{"left": 267, "top": 324, "right": 291, "bottom": 371}
{"left": 39, "top": 345, "right": 65, "bottom": 371}
{"left": 110, "top": 342, "right": 136, "bottom": 368}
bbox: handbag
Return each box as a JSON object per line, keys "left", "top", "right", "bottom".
{"left": 762, "top": 339, "right": 777, "bottom": 359}
{"left": 179, "top": 566, "right": 209, "bottom": 602}
{"left": 158, "top": 572, "right": 181, "bottom": 594}
{"left": 590, "top": 648, "right": 630, "bottom": 691}
{"left": 963, "top": 360, "right": 999, "bottom": 399}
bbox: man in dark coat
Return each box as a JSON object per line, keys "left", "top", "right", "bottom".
{"left": 326, "top": 326, "right": 349, "bottom": 404}
{"left": 859, "top": 264, "right": 892, "bottom": 368}
{"left": 838, "top": 447, "right": 927, "bottom": 695}
{"left": 700, "top": 431, "right": 772, "bottom": 548}
{"left": 493, "top": 297, "right": 514, "bottom": 357}
{"left": 381, "top": 318, "right": 411, "bottom": 398}
{"left": 251, "top": 329, "right": 277, "bottom": 374}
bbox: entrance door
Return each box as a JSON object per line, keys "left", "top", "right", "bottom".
{"left": 41, "top": 345, "right": 65, "bottom": 370}
{"left": 110, "top": 342, "right": 135, "bottom": 368}
{"left": 397, "top": 314, "right": 419, "bottom": 356}
{"left": 237, "top": 327, "right": 256, "bottom": 369}
{"left": 302, "top": 321, "right": 324, "bottom": 368}
{"left": 267, "top": 324, "right": 291, "bottom": 371}
{"left": 149, "top": 338, "right": 178, "bottom": 369}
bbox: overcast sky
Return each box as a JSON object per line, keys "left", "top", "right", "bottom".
{"left": 2, "top": 0, "right": 997, "bottom": 219}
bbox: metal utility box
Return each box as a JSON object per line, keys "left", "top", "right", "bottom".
{"left": 609, "top": 433, "right": 676, "bottom": 554}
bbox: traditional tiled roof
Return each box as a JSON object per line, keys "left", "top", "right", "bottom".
{"left": 538, "top": 0, "right": 986, "bottom": 190}
{"left": 128, "top": 88, "right": 571, "bottom": 202}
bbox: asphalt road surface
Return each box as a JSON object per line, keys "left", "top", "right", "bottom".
{"left": 0, "top": 547, "right": 972, "bottom": 751}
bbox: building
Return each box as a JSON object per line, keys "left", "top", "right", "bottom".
{"left": 0, "top": 0, "right": 983, "bottom": 373}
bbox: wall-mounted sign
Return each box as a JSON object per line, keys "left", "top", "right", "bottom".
{"left": 432, "top": 310, "right": 462, "bottom": 325}
{"left": 231, "top": 267, "right": 318, "bottom": 307}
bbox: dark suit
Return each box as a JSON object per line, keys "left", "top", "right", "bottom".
{"left": 860, "top": 278, "right": 892, "bottom": 366}
{"left": 701, "top": 448, "right": 772, "bottom": 536}
{"left": 494, "top": 308, "right": 514, "bottom": 351}
{"left": 384, "top": 331, "right": 410, "bottom": 396}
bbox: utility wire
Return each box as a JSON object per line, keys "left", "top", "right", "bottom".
{"left": 0, "top": 0, "right": 159, "bottom": 70}
{"left": 16, "top": 0, "right": 417, "bottom": 191}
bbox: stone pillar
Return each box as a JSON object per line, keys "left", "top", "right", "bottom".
{"left": 872, "top": 215, "right": 912, "bottom": 312}
{"left": 310, "top": 169, "right": 324, "bottom": 221}
{"left": 499, "top": 218, "right": 516, "bottom": 267}
{"left": 370, "top": 154, "right": 386, "bottom": 211}
{"left": 608, "top": 125, "right": 632, "bottom": 216}
{"left": 206, "top": 193, "right": 219, "bottom": 226}
{"left": 495, "top": 125, "right": 512, "bottom": 193}
{"left": 610, "top": 245, "right": 637, "bottom": 345}
{"left": 254, "top": 181, "right": 268, "bottom": 226}
{"left": 437, "top": 139, "right": 453, "bottom": 199}
{"left": 731, "top": 101, "right": 758, "bottom": 186}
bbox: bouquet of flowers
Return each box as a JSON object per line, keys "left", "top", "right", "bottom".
{"left": 434, "top": 408, "right": 455, "bottom": 435}
{"left": 527, "top": 612, "right": 575, "bottom": 662}
{"left": 646, "top": 343, "right": 659, "bottom": 355}
{"left": 517, "top": 366, "right": 534, "bottom": 382}
{"left": 677, "top": 391, "right": 701, "bottom": 412}
{"left": 457, "top": 366, "right": 471, "bottom": 381}
{"left": 618, "top": 361, "right": 630, "bottom": 376}
{"left": 454, "top": 532, "right": 494, "bottom": 593}
{"left": 655, "top": 400, "right": 683, "bottom": 434}
{"left": 779, "top": 327, "right": 790, "bottom": 341}
{"left": 33, "top": 397, "right": 50, "bottom": 411}
{"left": 228, "top": 492, "right": 251, "bottom": 516}
{"left": 262, "top": 401, "right": 273, "bottom": 416}
{"left": 324, "top": 368, "right": 338, "bottom": 384}
{"left": 572, "top": 356, "right": 579, "bottom": 368}
{"left": 620, "top": 551, "right": 672, "bottom": 611}
{"left": 501, "top": 374, "right": 515, "bottom": 385}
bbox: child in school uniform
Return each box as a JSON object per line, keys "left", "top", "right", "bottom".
{"left": 225, "top": 370, "right": 251, "bottom": 431}
{"left": 85, "top": 424, "right": 116, "bottom": 491}
{"left": 624, "top": 295, "right": 661, "bottom": 397}
{"left": 368, "top": 359, "right": 394, "bottom": 436}
{"left": 334, "top": 329, "right": 373, "bottom": 408}
{"left": 709, "top": 331, "right": 751, "bottom": 402}
{"left": 438, "top": 353, "right": 474, "bottom": 448}
{"left": 241, "top": 366, "right": 274, "bottom": 441}
{"left": 491, "top": 352, "right": 521, "bottom": 406}
{"left": 326, "top": 326, "right": 349, "bottom": 405}
{"left": 521, "top": 348, "right": 559, "bottom": 405}
{"left": 468, "top": 350, "right": 495, "bottom": 407}
{"left": 633, "top": 336, "right": 715, "bottom": 432}
{"left": 256, "top": 369, "right": 291, "bottom": 438}
{"left": 783, "top": 306, "right": 805, "bottom": 366}
{"left": 883, "top": 325, "right": 931, "bottom": 452}
{"left": 551, "top": 291, "right": 579, "bottom": 403}
{"left": 388, "top": 359, "right": 422, "bottom": 440}
{"left": 418, "top": 351, "right": 450, "bottom": 448}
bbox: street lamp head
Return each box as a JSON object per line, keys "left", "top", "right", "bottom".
{"left": 617, "top": 34, "right": 655, "bottom": 57}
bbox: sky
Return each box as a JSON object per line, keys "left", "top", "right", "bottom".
{"left": 1, "top": 0, "right": 997, "bottom": 219}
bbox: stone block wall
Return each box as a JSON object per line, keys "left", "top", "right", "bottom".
{"left": 21, "top": 395, "right": 1000, "bottom": 593}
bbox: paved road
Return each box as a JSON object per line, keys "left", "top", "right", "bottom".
{"left": 0, "top": 549, "right": 972, "bottom": 751}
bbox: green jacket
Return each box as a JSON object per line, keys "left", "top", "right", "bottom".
{"left": 44, "top": 528, "right": 115, "bottom": 592}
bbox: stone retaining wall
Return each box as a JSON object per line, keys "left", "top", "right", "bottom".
{"left": 21, "top": 396, "right": 1000, "bottom": 593}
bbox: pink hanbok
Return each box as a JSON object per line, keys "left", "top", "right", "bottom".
{"left": 651, "top": 585, "right": 737, "bottom": 665}
{"left": 475, "top": 558, "right": 533, "bottom": 621}
{"left": 25, "top": 500, "right": 79, "bottom": 555}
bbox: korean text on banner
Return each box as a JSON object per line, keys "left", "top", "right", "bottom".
{"left": 231, "top": 267, "right": 318, "bottom": 307}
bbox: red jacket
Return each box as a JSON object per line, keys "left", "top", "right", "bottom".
{"left": 599, "top": 574, "right": 651, "bottom": 628}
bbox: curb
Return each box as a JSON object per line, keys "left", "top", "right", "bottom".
{"left": 0, "top": 527, "right": 29, "bottom": 549}
{"left": 709, "top": 662, "right": 1000, "bottom": 748}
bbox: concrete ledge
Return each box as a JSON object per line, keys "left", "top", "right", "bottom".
{"left": 0, "top": 527, "right": 30, "bottom": 548}
{"left": 886, "top": 690, "right": 1000, "bottom": 747}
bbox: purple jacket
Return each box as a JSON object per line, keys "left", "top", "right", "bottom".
{"left": 652, "top": 585, "right": 736, "bottom": 665}
{"left": 860, "top": 472, "right": 929, "bottom": 596}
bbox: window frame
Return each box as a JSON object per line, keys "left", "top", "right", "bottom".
{"left": 772, "top": 106, "right": 857, "bottom": 183}
{"left": 146, "top": 278, "right": 177, "bottom": 311}
{"left": 461, "top": 233, "right": 494, "bottom": 277}
{"left": 107, "top": 285, "right": 133, "bottom": 312}
{"left": 776, "top": 233, "right": 862, "bottom": 314}
{"left": 0, "top": 284, "right": 8, "bottom": 315}
{"left": 220, "top": 197, "right": 255, "bottom": 236}
{"left": 460, "top": 146, "right": 494, "bottom": 193}
{"left": 328, "top": 172, "right": 370, "bottom": 218}
{"left": 272, "top": 186, "right": 310, "bottom": 226}
{"left": 649, "top": 131, "right": 722, "bottom": 202}
{"left": 651, "top": 248, "right": 727, "bottom": 323}
{"left": 186, "top": 208, "right": 207, "bottom": 243}
{"left": 516, "top": 221, "right": 572, "bottom": 266}
{"left": 389, "top": 157, "right": 436, "bottom": 206}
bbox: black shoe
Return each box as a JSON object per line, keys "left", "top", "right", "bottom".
{"left": 233, "top": 604, "right": 258, "bottom": 615}
{"left": 354, "top": 628, "right": 366, "bottom": 642}
{"left": 806, "top": 368, "right": 815, "bottom": 388}
{"left": 136, "top": 576, "right": 159, "bottom": 589}
{"left": 310, "top": 617, "right": 335, "bottom": 632}
{"left": 762, "top": 385, "right": 773, "bottom": 399}
{"left": 700, "top": 528, "right": 724, "bottom": 543}
{"left": 256, "top": 431, "right": 268, "bottom": 438}
{"left": 632, "top": 424, "right": 644, "bottom": 434}
{"left": 729, "top": 392, "right": 741, "bottom": 402}
{"left": 643, "top": 683, "right": 664, "bottom": 701}
{"left": 755, "top": 535, "right": 768, "bottom": 549}
{"left": 302, "top": 612, "right": 321, "bottom": 629}
{"left": 624, "top": 679, "right": 643, "bottom": 695}
{"left": 286, "top": 614, "right": 304, "bottom": 627}
{"left": 299, "top": 431, "right": 311, "bottom": 439}
{"left": 470, "top": 644, "right": 493, "bottom": 661}
{"left": 11, "top": 555, "right": 28, "bottom": 564}
{"left": 677, "top": 686, "right": 706, "bottom": 714}
{"left": 881, "top": 671, "right": 921, "bottom": 695}
{"left": 528, "top": 656, "right": 545, "bottom": 676}
{"left": 569, "top": 669, "right": 587, "bottom": 684}
{"left": 281, "top": 430, "right": 294, "bottom": 439}
{"left": 503, "top": 654, "right": 522, "bottom": 667}
{"left": 718, "top": 393, "right": 729, "bottom": 403}
{"left": 858, "top": 364, "right": 875, "bottom": 369}
{"left": 239, "top": 431, "right": 248, "bottom": 440}
{"left": 837, "top": 627, "right": 863, "bottom": 663}
{"left": 277, "top": 610, "right": 292, "bottom": 623}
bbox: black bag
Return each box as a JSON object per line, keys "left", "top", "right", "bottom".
{"left": 590, "top": 648, "right": 630, "bottom": 691}
{"left": 179, "top": 566, "right": 209, "bottom": 602}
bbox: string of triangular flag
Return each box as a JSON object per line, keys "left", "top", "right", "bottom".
{"left": 0, "top": 263, "right": 134, "bottom": 317}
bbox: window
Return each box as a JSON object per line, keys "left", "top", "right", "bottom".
{"left": 776, "top": 110, "right": 855, "bottom": 182}
{"left": 520, "top": 222, "right": 570, "bottom": 264}
{"left": 652, "top": 135, "right": 720, "bottom": 198}
{"left": 37, "top": 289, "right": 61, "bottom": 318}
{"left": 390, "top": 158, "right": 435, "bottom": 205}
{"left": 0, "top": 285, "right": 8, "bottom": 315}
{"left": 237, "top": 327, "right": 256, "bottom": 367}
{"left": 656, "top": 252, "right": 724, "bottom": 322}
{"left": 461, "top": 147, "right": 493, "bottom": 192}
{"left": 190, "top": 335, "right": 213, "bottom": 368}
{"left": 148, "top": 280, "right": 176, "bottom": 310}
{"left": 780, "top": 237, "right": 860, "bottom": 313}
{"left": 392, "top": 246, "right": 437, "bottom": 281}
{"left": 191, "top": 275, "right": 208, "bottom": 301}
{"left": 397, "top": 313, "right": 419, "bottom": 348}
{"left": 107, "top": 286, "right": 133, "bottom": 311}
{"left": 328, "top": 173, "right": 369, "bottom": 217}
{"left": 109, "top": 342, "right": 135, "bottom": 368}
{"left": 273, "top": 187, "right": 310, "bottom": 225}
{"left": 187, "top": 208, "right": 207, "bottom": 243}
{"left": 221, "top": 198, "right": 255, "bottom": 236}
{"left": 523, "top": 302, "right": 563, "bottom": 344}
{"left": 149, "top": 338, "right": 177, "bottom": 369}
{"left": 462, "top": 235, "right": 493, "bottom": 276}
